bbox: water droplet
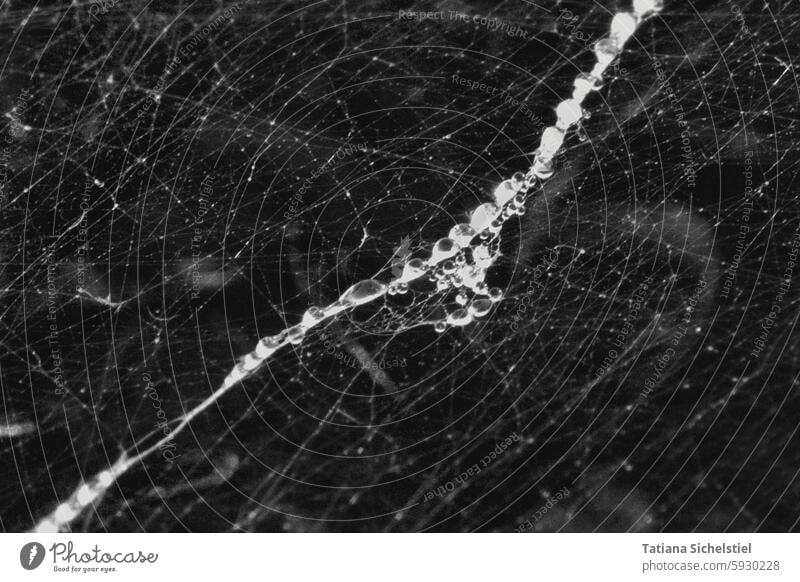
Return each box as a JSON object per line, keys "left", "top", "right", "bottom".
{"left": 430, "top": 237, "right": 460, "bottom": 264}
{"left": 633, "top": 0, "right": 663, "bottom": 16}
{"left": 539, "top": 126, "right": 565, "bottom": 157}
{"left": 341, "top": 279, "right": 387, "bottom": 305}
{"left": 397, "top": 282, "right": 409, "bottom": 294}
{"left": 594, "top": 37, "right": 620, "bottom": 65}
{"left": 324, "top": 299, "right": 351, "bottom": 317}
{"left": 469, "top": 202, "right": 501, "bottom": 232}
{"left": 301, "top": 306, "right": 325, "bottom": 327}
{"left": 241, "top": 353, "right": 261, "bottom": 371}
{"left": 255, "top": 336, "right": 281, "bottom": 357}
{"left": 448, "top": 223, "right": 476, "bottom": 246}
{"left": 488, "top": 287, "right": 503, "bottom": 302}
{"left": 286, "top": 324, "right": 305, "bottom": 345}
{"left": 493, "top": 179, "right": 517, "bottom": 206}
{"left": 555, "top": 99, "right": 583, "bottom": 130}
{"left": 610, "top": 12, "right": 638, "bottom": 45}
{"left": 469, "top": 298, "right": 492, "bottom": 317}
{"left": 401, "top": 258, "right": 426, "bottom": 282}
{"left": 434, "top": 321, "right": 447, "bottom": 333}
{"left": 446, "top": 308, "right": 473, "bottom": 327}
{"left": 531, "top": 153, "right": 554, "bottom": 179}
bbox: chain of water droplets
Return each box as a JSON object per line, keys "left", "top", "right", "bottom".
{"left": 32, "top": 0, "right": 664, "bottom": 533}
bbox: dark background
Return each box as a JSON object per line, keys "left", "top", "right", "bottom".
{"left": 0, "top": 0, "right": 798, "bottom": 531}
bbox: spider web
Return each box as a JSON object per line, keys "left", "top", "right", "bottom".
{"left": 1, "top": 0, "right": 799, "bottom": 532}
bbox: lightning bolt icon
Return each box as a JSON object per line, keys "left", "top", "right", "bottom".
{"left": 28, "top": 545, "right": 38, "bottom": 566}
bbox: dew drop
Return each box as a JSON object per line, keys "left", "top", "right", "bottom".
{"left": 488, "top": 287, "right": 503, "bottom": 302}
{"left": 448, "top": 223, "right": 476, "bottom": 246}
{"left": 469, "top": 298, "right": 492, "bottom": 317}
{"left": 594, "top": 37, "right": 620, "bottom": 65}
{"left": 401, "top": 258, "right": 426, "bottom": 282}
{"left": 255, "top": 336, "right": 281, "bottom": 358}
{"left": 341, "top": 279, "right": 388, "bottom": 305}
{"left": 301, "top": 306, "right": 325, "bottom": 327}
{"left": 430, "top": 237, "right": 460, "bottom": 264}
{"left": 241, "top": 353, "right": 261, "bottom": 371}
{"left": 469, "top": 202, "right": 501, "bottom": 232}
{"left": 530, "top": 153, "right": 555, "bottom": 179}
{"left": 446, "top": 308, "right": 473, "bottom": 327}
{"left": 286, "top": 324, "right": 306, "bottom": 345}
{"left": 493, "top": 179, "right": 517, "bottom": 206}
{"left": 434, "top": 321, "right": 447, "bottom": 333}
{"left": 324, "top": 299, "right": 351, "bottom": 317}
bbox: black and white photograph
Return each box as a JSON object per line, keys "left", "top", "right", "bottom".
{"left": 0, "top": 0, "right": 798, "bottom": 578}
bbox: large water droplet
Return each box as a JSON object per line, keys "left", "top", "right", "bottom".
{"left": 429, "top": 237, "right": 460, "bottom": 264}
{"left": 493, "top": 180, "right": 517, "bottom": 206}
{"left": 400, "top": 258, "right": 426, "bottom": 282}
{"left": 324, "top": 299, "right": 350, "bottom": 317}
{"left": 448, "top": 223, "right": 476, "bottom": 246}
{"left": 286, "top": 324, "right": 306, "bottom": 345}
{"left": 468, "top": 298, "right": 492, "bottom": 317}
{"left": 341, "top": 279, "right": 387, "bottom": 306}
{"left": 594, "top": 37, "right": 620, "bottom": 65}
{"left": 301, "top": 306, "right": 325, "bottom": 327}
{"left": 446, "top": 308, "right": 473, "bottom": 327}
{"left": 530, "top": 154, "right": 554, "bottom": 180}
{"left": 255, "top": 335, "right": 282, "bottom": 357}
{"left": 469, "top": 202, "right": 501, "bottom": 232}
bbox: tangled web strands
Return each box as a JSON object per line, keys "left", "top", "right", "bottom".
{"left": 0, "top": 0, "right": 797, "bottom": 532}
